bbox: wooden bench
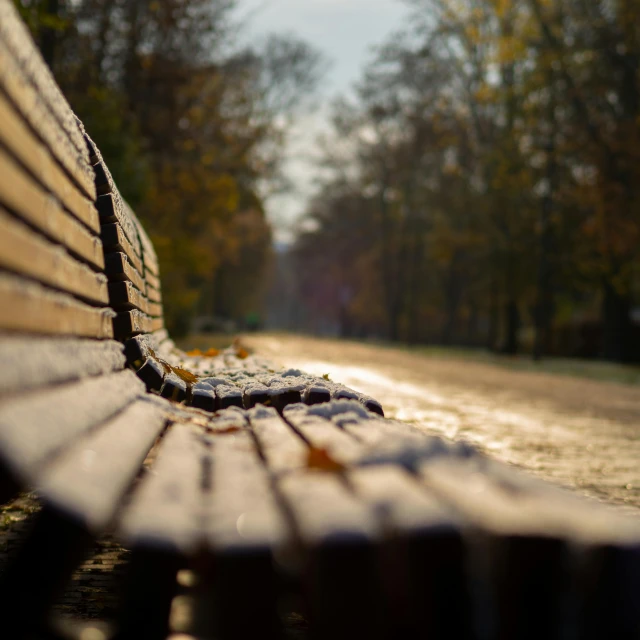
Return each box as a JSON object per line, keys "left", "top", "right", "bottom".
{"left": 0, "top": 2, "right": 639, "bottom": 638}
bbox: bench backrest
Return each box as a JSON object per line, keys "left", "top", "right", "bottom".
{"left": 0, "top": 0, "right": 166, "bottom": 497}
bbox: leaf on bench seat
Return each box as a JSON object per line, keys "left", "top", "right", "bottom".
{"left": 306, "top": 447, "right": 345, "bottom": 473}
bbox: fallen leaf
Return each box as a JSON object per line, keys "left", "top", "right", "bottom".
{"left": 170, "top": 366, "right": 198, "bottom": 384}
{"left": 205, "top": 348, "right": 220, "bottom": 357}
{"left": 236, "top": 347, "right": 249, "bottom": 359}
{"left": 306, "top": 447, "right": 345, "bottom": 473}
{"left": 186, "top": 348, "right": 203, "bottom": 356}
{"left": 322, "top": 373, "right": 331, "bottom": 381}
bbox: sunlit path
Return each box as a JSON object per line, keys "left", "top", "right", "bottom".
{"left": 245, "top": 333, "right": 640, "bottom": 514}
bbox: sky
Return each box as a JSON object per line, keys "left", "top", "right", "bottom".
{"left": 235, "top": 0, "right": 412, "bottom": 243}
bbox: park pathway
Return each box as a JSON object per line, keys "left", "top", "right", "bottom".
{"left": 245, "top": 333, "right": 640, "bottom": 513}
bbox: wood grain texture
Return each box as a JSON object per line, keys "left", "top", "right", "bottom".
{"left": 0, "top": 335, "right": 124, "bottom": 395}
{"left": 283, "top": 404, "right": 365, "bottom": 464}
{"left": 348, "top": 465, "right": 471, "bottom": 639}
{"left": 0, "top": 92, "right": 99, "bottom": 233}
{"left": 248, "top": 405, "right": 308, "bottom": 475}
{"left": 37, "top": 398, "right": 168, "bottom": 530}
{"left": 0, "top": 272, "right": 114, "bottom": 338}
{"left": 0, "top": 38, "right": 94, "bottom": 199}
{"left": 101, "top": 223, "right": 144, "bottom": 275}
{"left": 113, "top": 309, "right": 155, "bottom": 340}
{"left": 0, "top": 369, "right": 144, "bottom": 484}
{"left": 0, "top": 208, "right": 108, "bottom": 304}
{"left": 118, "top": 423, "right": 206, "bottom": 554}
{"left": 205, "top": 411, "right": 288, "bottom": 550}
{"left": 108, "top": 280, "right": 149, "bottom": 313}
{"left": 0, "top": 148, "right": 104, "bottom": 270}
{"left": 104, "top": 252, "right": 146, "bottom": 294}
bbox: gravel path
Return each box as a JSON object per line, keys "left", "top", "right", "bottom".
{"left": 246, "top": 334, "right": 640, "bottom": 513}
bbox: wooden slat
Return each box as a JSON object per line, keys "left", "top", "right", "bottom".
{"left": 0, "top": 148, "right": 104, "bottom": 269}
{"left": 91, "top": 186, "right": 140, "bottom": 258}
{"left": 0, "top": 208, "right": 108, "bottom": 304}
{"left": 0, "top": 272, "right": 114, "bottom": 338}
{"left": 125, "top": 200, "right": 159, "bottom": 276}
{"left": 113, "top": 309, "right": 155, "bottom": 340}
{"left": 0, "top": 369, "right": 144, "bottom": 487}
{"left": 160, "top": 372, "right": 187, "bottom": 403}
{"left": 108, "top": 280, "right": 149, "bottom": 313}
{"left": 248, "top": 405, "right": 309, "bottom": 475}
{"left": 147, "top": 300, "right": 163, "bottom": 318}
{"left": 146, "top": 282, "right": 162, "bottom": 303}
{"left": 205, "top": 410, "right": 287, "bottom": 638}
{"left": 348, "top": 465, "right": 470, "bottom": 638}
{"left": 101, "top": 223, "right": 144, "bottom": 275}
{"left": 0, "top": 92, "right": 99, "bottom": 233}
{"left": 36, "top": 398, "right": 167, "bottom": 530}
{"left": 136, "top": 357, "right": 166, "bottom": 392}
{"left": 0, "top": 39, "right": 94, "bottom": 200}
{"left": 0, "top": 3, "right": 89, "bottom": 161}
{"left": 118, "top": 423, "right": 205, "bottom": 554}
{"left": 104, "top": 252, "right": 146, "bottom": 294}
{"left": 419, "top": 458, "right": 640, "bottom": 639}
{"left": 206, "top": 412, "right": 287, "bottom": 550}
{"left": 277, "top": 471, "right": 382, "bottom": 638}
{"left": 145, "top": 269, "right": 162, "bottom": 293}
{"left": 0, "top": 335, "right": 124, "bottom": 395}
{"left": 283, "top": 404, "right": 365, "bottom": 464}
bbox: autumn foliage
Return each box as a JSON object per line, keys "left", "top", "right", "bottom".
{"left": 287, "top": 0, "right": 640, "bottom": 362}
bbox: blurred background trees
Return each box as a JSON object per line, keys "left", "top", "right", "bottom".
{"left": 16, "top": 0, "right": 640, "bottom": 362}
{"left": 282, "top": 0, "right": 640, "bottom": 362}
{"left": 15, "top": 0, "right": 322, "bottom": 335}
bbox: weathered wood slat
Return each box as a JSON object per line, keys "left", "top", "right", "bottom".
{"left": 0, "top": 148, "right": 104, "bottom": 269}
{"left": 108, "top": 280, "right": 149, "bottom": 313}
{"left": 145, "top": 269, "right": 162, "bottom": 292}
{"left": 160, "top": 372, "right": 187, "bottom": 403}
{"left": 283, "top": 404, "right": 365, "bottom": 464}
{"left": 0, "top": 272, "right": 114, "bottom": 338}
{"left": 278, "top": 471, "right": 381, "bottom": 639}
{"left": 0, "top": 92, "right": 99, "bottom": 233}
{"left": 136, "top": 357, "right": 166, "bottom": 392}
{"left": 125, "top": 200, "right": 159, "bottom": 276}
{"left": 348, "top": 466, "right": 471, "bottom": 639}
{"left": 419, "top": 458, "right": 640, "bottom": 639}
{"left": 118, "top": 423, "right": 205, "bottom": 554}
{"left": 206, "top": 411, "right": 288, "bottom": 550}
{"left": 101, "top": 222, "right": 144, "bottom": 275}
{"left": 248, "top": 406, "right": 309, "bottom": 475}
{"left": 113, "top": 309, "right": 157, "bottom": 341}
{"left": 0, "top": 39, "right": 94, "bottom": 200}
{"left": 0, "top": 208, "right": 108, "bottom": 305}
{"left": 0, "top": 369, "right": 144, "bottom": 490}
{"left": 0, "top": 2, "right": 89, "bottom": 161}
{"left": 0, "top": 335, "right": 124, "bottom": 395}
{"left": 204, "top": 410, "right": 287, "bottom": 638}
{"left": 104, "top": 252, "right": 146, "bottom": 294}
{"left": 146, "top": 282, "right": 163, "bottom": 303}
{"left": 37, "top": 398, "right": 167, "bottom": 530}
{"left": 146, "top": 299, "right": 163, "bottom": 318}
{"left": 93, "top": 190, "right": 141, "bottom": 260}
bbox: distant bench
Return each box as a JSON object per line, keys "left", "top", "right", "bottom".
{"left": 0, "top": 2, "right": 639, "bottom": 639}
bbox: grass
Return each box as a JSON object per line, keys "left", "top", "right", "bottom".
{"left": 367, "top": 339, "right": 640, "bottom": 386}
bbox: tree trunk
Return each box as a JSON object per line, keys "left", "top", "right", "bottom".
{"left": 503, "top": 298, "right": 520, "bottom": 355}
{"left": 40, "top": 0, "right": 60, "bottom": 70}
{"left": 601, "top": 282, "right": 632, "bottom": 362}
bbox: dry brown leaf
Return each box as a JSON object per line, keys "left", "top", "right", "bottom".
{"left": 236, "top": 347, "right": 249, "bottom": 359}
{"left": 205, "top": 348, "right": 220, "bottom": 357}
{"left": 212, "top": 426, "right": 243, "bottom": 435}
{"left": 306, "top": 447, "right": 345, "bottom": 473}
{"left": 170, "top": 366, "right": 198, "bottom": 384}
{"left": 186, "top": 348, "right": 203, "bottom": 356}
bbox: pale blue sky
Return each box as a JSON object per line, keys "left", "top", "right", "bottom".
{"left": 236, "top": 0, "right": 412, "bottom": 242}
